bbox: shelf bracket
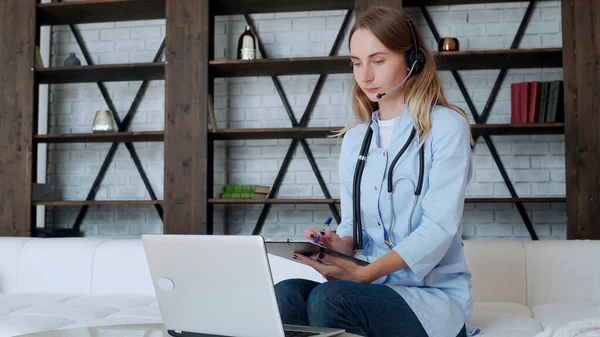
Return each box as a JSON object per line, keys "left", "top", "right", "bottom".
{"left": 242, "top": 10, "right": 353, "bottom": 235}
{"left": 420, "top": 2, "right": 539, "bottom": 240}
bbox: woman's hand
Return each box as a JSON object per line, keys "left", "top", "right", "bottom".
{"left": 294, "top": 252, "right": 373, "bottom": 283}
{"left": 303, "top": 228, "right": 354, "bottom": 256}
{"left": 296, "top": 248, "right": 409, "bottom": 285}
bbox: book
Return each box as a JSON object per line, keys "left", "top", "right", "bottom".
{"left": 511, "top": 82, "right": 520, "bottom": 124}
{"left": 208, "top": 94, "right": 217, "bottom": 132}
{"left": 528, "top": 81, "right": 542, "bottom": 123}
{"left": 218, "top": 192, "right": 267, "bottom": 199}
{"left": 539, "top": 82, "right": 550, "bottom": 123}
{"left": 221, "top": 185, "right": 271, "bottom": 194}
{"left": 546, "top": 80, "right": 564, "bottom": 122}
{"left": 518, "top": 82, "right": 531, "bottom": 124}
{"left": 35, "top": 46, "right": 44, "bottom": 68}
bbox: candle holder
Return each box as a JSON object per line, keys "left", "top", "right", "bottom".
{"left": 92, "top": 110, "right": 117, "bottom": 133}
{"left": 438, "top": 37, "right": 460, "bottom": 52}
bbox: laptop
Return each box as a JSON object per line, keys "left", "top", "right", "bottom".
{"left": 142, "top": 234, "right": 346, "bottom": 337}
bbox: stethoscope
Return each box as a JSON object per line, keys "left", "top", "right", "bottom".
{"left": 352, "top": 119, "right": 425, "bottom": 252}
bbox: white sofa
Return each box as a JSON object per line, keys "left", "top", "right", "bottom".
{"left": 0, "top": 237, "right": 599, "bottom": 337}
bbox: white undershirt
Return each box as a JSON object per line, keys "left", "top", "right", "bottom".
{"left": 378, "top": 116, "right": 398, "bottom": 149}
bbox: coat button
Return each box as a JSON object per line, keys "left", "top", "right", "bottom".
{"left": 374, "top": 185, "right": 378, "bottom": 191}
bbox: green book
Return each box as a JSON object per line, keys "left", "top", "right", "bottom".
{"left": 539, "top": 81, "right": 550, "bottom": 122}
{"left": 546, "top": 80, "right": 564, "bottom": 122}
{"left": 221, "top": 185, "right": 270, "bottom": 194}
{"left": 218, "top": 192, "right": 267, "bottom": 199}
{"left": 555, "top": 80, "right": 564, "bottom": 122}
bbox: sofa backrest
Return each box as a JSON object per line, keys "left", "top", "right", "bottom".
{"left": 3, "top": 237, "right": 599, "bottom": 308}
{"left": 524, "top": 240, "right": 600, "bottom": 307}
{"left": 0, "top": 237, "right": 155, "bottom": 297}
{"left": 91, "top": 239, "right": 155, "bottom": 296}
{"left": 463, "top": 240, "right": 528, "bottom": 305}
{"left": 16, "top": 237, "right": 106, "bottom": 294}
{"left": 0, "top": 237, "right": 30, "bottom": 293}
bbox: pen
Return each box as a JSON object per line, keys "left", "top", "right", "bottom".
{"left": 313, "top": 217, "right": 333, "bottom": 243}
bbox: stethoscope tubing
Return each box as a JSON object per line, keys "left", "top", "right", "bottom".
{"left": 352, "top": 119, "right": 425, "bottom": 251}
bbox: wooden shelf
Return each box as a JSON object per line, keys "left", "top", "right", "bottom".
{"left": 34, "top": 200, "right": 163, "bottom": 206}
{"left": 37, "top": 0, "right": 556, "bottom": 24}
{"left": 210, "top": 123, "right": 563, "bottom": 140}
{"left": 472, "top": 123, "right": 564, "bottom": 136}
{"left": 33, "top": 49, "right": 560, "bottom": 84}
{"left": 212, "top": 0, "right": 353, "bottom": 15}
{"left": 38, "top": 0, "right": 165, "bottom": 26}
{"left": 465, "top": 197, "right": 566, "bottom": 203}
{"left": 210, "top": 127, "right": 339, "bottom": 140}
{"left": 209, "top": 197, "right": 565, "bottom": 204}
{"left": 210, "top": 49, "right": 562, "bottom": 77}
{"left": 435, "top": 48, "right": 562, "bottom": 70}
{"left": 34, "top": 131, "right": 164, "bottom": 143}
{"left": 33, "top": 124, "right": 562, "bottom": 144}
{"left": 210, "top": 56, "right": 351, "bottom": 77}
{"left": 209, "top": 198, "right": 340, "bottom": 204}
{"left": 404, "top": 0, "right": 553, "bottom": 6}
{"left": 36, "top": 63, "right": 164, "bottom": 84}
{"left": 214, "top": 0, "right": 554, "bottom": 15}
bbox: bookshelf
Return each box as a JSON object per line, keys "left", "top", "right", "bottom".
{"left": 0, "top": 0, "right": 595, "bottom": 239}
{"left": 34, "top": 48, "right": 562, "bottom": 85}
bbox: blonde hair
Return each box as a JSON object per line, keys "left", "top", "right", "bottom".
{"left": 339, "top": 6, "right": 472, "bottom": 146}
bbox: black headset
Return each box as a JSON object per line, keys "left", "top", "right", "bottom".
{"left": 404, "top": 18, "right": 425, "bottom": 74}
{"left": 352, "top": 16, "right": 426, "bottom": 252}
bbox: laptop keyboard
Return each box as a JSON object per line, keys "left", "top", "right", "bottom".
{"left": 284, "top": 330, "right": 321, "bottom": 337}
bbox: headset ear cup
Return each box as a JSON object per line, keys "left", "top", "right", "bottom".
{"left": 405, "top": 48, "right": 425, "bottom": 74}
{"left": 405, "top": 48, "right": 414, "bottom": 70}
{"left": 414, "top": 50, "right": 425, "bottom": 73}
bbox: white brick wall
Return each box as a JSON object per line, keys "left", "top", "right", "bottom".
{"left": 46, "top": 1, "right": 566, "bottom": 240}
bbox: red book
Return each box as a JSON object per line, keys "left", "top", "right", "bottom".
{"left": 511, "top": 82, "right": 520, "bottom": 124}
{"left": 518, "top": 82, "right": 530, "bottom": 124}
{"left": 528, "top": 81, "right": 542, "bottom": 123}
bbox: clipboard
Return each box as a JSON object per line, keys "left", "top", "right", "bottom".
{"left": 264, "top": 238, "right": 370, "bottom": 266}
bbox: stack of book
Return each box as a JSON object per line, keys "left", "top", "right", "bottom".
{"left": 511, "top": 80, "right": 564, "bottom": 124}
{"left": 218, "top": 185, "right": 271, "bottom": 199}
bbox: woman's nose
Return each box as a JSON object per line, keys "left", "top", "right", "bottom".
{"left": 361, "top": 66, "right": 374, "bottom": 84}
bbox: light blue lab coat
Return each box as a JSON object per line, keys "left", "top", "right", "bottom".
{"left": 335, "top": 105, "right": 479, "bottom": 337}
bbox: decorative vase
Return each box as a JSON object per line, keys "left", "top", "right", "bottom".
{"left": 92, "top": 110, "right": 117, "bottom": 133}
{"left": 64, "top": 53, "right": 81, "bottom": 66}
{"left": 237, "top": 25, "right": 257, "bottom": 60}
{"left": 438, "top": 37, "right": 460, "bottom": 52}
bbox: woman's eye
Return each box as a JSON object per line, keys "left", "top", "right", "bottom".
{"left": 352, "top": 62, "right": 362, "bottom": 67}
{"left": 373, "top": 60, "right": 384, "bottom": 64}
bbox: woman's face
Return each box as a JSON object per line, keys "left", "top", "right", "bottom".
{"left": 350, "top": 28, "right": 409, "bottom": 102}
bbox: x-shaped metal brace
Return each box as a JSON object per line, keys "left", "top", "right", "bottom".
{"left": 244, "top": 10, "right": 353, "bottom": 235}
{"left": 420, "top": 1, "right": 540, "bottom": 240}
{"left": 61, "top": 22, "right": 165, "bottom": 231}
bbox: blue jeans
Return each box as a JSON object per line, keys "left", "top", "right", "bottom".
{"left": 275, "top": 278, "right": 467, "bottom": 337}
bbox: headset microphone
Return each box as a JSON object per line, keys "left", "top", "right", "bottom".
{"left": 375, "top": 61, "right": 416, "bottom": 100}
{"left": 376, "top": 77, "right": 406, "bottom": 99}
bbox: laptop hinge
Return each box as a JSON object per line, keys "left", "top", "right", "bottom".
{"left": 168, "top": 330, "right": 230, "bottom": 337}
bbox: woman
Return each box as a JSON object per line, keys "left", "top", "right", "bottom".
{"left": 274, "top": 6, "right": 479, "bottom": 337}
